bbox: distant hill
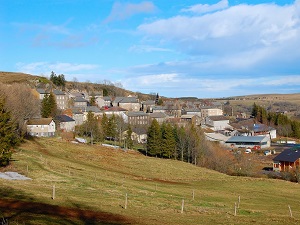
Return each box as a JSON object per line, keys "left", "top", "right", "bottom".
{"left": 0, "top": 71, "right": 155, "bottom": 100}
{"left": 0, "top": 71, "right": 46, "bottom": 85}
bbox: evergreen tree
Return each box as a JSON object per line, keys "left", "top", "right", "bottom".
{"left": 251, "top": 103, "right": 258, "bottom": 118}
{"left": 161, "top": 123, "right": 176, "bottom": 158}
{"left": 126, "top": 125, "right": 133, "bottom": 149}
{"left": 41, "top": 93, "right": 57, "bottom": 118}
{"left": 107, "top": 114, "right": 117, "bottom": 140}
{"left": 0, "top": 98, "right": 20, "bottom": 166}
{"left": 78, "top": 111, "right": 103, "bottom": 143}
{"left": 147, "top": 119, "right": 161, "bottom": 156}
{"left": 90, "top": 95, "right": 96, "bottom": 106}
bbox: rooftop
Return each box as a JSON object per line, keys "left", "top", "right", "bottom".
{"left": 273, "top": 147, "right": 300, "bottom": 162}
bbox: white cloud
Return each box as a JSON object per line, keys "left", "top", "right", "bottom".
{"left": 16, "top": 62, "right": 99, "bottom": 76}
{"left": 105, "top": 1, "right": 156, "bottom": 23}
{"left": 122, "top": 72, "right": 300, "bottom": 98}
{"left": 181, "top": 0, "right": 229, "bottom": 14}
{"left": 138, "top": 1, "right": 300, "bottom": 72}
{"left": 128, "top": 45, "right": 172, "bottom": 53}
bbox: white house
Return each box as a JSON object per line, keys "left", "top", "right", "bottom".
{"left": 27, "top": 118, "right": 55, "bottom": 137}
{"left": 205, "top": 116, "right": 230, "bottom": 131}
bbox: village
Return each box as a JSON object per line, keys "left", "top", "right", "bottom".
{"left": 23, "top": 86, "right": 300, "bottom": 175}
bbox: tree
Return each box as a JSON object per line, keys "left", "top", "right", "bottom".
{"left": 161, "top": 123, "right": 176, "bottom": 158}
{"left": 41, "top": 93, "right": 57, "bottom": 118}
{"left": 78, "top": 111, "right": 103, "bottom": 143}
{"left": 126, "top": 125, "right": 134, "bottom": 149}
{"left": 0, "top": 97, "right": 20, "bottom": 166}
{"left": 90, "top": 95, "right": 96, "bottom": 106}
{"left": 101, "top": 113, "right": 109, "bottom": 138}
{"left": 50, "top": 71, "right": 66, "bottom": 88}
{"left": 147, "top": 119, "right": 161, "bottom": 156}
{"left": 175, "top": 126, "right": 187, "bottom": 161}
{"left": 0, "top": 83, "right": 40, "bottom": 136}
{"left": 107, "top": 114, "right": 117, "bottom": 140}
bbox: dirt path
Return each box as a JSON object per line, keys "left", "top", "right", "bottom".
{"left": 0, "top": 199, "right": 134, "bottom": 224}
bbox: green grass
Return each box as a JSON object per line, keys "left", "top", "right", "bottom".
{"left": 1, "top": 137, "right": 300, "bottom": 224}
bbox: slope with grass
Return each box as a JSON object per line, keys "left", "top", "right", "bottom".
{"left": 1, "top": 138, "right": 300, "bottom": 224}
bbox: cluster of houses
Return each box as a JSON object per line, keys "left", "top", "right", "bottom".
{"left": 27, "top": 88, "right": 279, "bottom": 147}
{"left": 25, "top": 88, "right": 300, "bottom": 174}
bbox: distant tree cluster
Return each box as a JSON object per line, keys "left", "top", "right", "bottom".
{"left": 147, "top": 120, "right": 206, "bottom": 163}
{"left": 76, "top": 113, "right": 130, "bottom": 146}
{"left": 252, "top": 103, "right": 300, "bottom": 138}
{"left": 146, "top": 119, "right": 253, "bottom": 175}
{"left": 50, "top": 71, "right": 66, "bottom": 88}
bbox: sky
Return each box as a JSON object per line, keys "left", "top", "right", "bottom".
{"left": 1, "top": 0, "right": 300, "bottom": 98}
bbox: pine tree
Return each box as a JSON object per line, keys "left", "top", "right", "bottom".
{"left": 251, "top": 103, "right": 258, "bottom": 118}
{"left": 79, "top": 111, "right": 103, "bottom": 143}
{"left": 147, "top": 119, "right": 161, "bottom": 156}
{"left": 126, "top": 125, "right": 133, "bottom": 149}
{"left": 161, "top": 123, "right": 176, "bottom": 158}
{"left": 107, "top": 114, "right": 117, "bottom": 140}
{"left": 0, "top": 98, "right": 19, "bottom": 166}
{"left": 41, "top": 93, "right": 57, "bottom": 118}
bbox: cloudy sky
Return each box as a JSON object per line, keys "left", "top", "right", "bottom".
{"left": 1, "top": 0, "right": 300, "bottom": 98}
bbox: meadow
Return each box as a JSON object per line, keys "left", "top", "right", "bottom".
{"left": 1, "top": 137, "right": 300, "bottom": 224}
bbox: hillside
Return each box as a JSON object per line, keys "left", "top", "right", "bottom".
{"left": 0, "top": 71, "right": 156, "bottom": 101}
{"left": 1, "top": 138, "right": 300, "bottom": 224}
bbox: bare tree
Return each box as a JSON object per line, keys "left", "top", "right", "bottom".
{"left": 0, "top": 83, "right": 41, "bottom": 135}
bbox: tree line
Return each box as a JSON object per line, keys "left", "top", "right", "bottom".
{"left": 76, "top": 112, "right": 133, "bottom": 148}
{"left": 252, "top": 103, "right": 300, "bottom": 139}
{"left": 147, "top": 120, "right": 209, "bottom": 164}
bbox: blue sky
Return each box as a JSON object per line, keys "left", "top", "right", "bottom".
{"left": 1, "top": 0, "right": 300, "bottom": 98}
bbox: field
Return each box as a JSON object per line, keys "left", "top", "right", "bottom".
{"left": 1, "top": 138, "right": 300, "bottom": 224}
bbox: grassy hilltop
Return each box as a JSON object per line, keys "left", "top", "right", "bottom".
{"left": 1, "top": 138, "right": 300, "bottom": 224}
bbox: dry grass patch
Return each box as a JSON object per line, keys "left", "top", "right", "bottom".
{"left": 1, "top": 137, "right": 300, "bottom": 224}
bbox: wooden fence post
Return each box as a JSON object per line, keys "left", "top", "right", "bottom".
{"left": 181, "top": 199, "right": 184, "bottom": 213}
{"left": 288, "top": 205, "right": 293, "bottom": 218}
{"left": 125, "top": 193, "right": 128, "bottom": 209}
{"left": 238, "top": 195, "right": 240, "bottom": 208}
{"left": 52, "top": 185, "right": 55, "bottom": 200}
{"left": 234, "top": 202, "right": 237, "bottom": 216}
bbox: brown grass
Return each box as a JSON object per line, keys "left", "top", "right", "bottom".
{"left": 1, "top": 138, "right": 300, "bottom": 224}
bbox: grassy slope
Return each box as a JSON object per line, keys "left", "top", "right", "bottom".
{"left": 1, "top": 138, "right": 300, "bottom": 224}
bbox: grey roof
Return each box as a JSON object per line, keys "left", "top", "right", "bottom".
{"left": 104, "top": 106, "right": 127, "bottom": 112}
{"left": 127, "top": 111, "right": 149, "bottom": 117}
{"left": 119, "top": 97, "right": 139, "bottom": 103}
{"left": 185, "top": 108, "right": 200, "bottom": 112}
{"left": 273, "top": 147, "right": 300, "bottom": 162}
{"left": 143, "top": 100, "right": 155, "bottom": 105}
{"left": 103, "top": 96, "right": 112, "bottom": 101}
{"left": 36, "top": 89, "right": 49, "bottom": 94}
{"left": 74, "top": 97, "right": 88, "bottom": 102}
{"left": 71, "top": 107, "right": 83, "bottom": 114}
{"left": 53, "top": 90, "right": 65, "bottom": 95}
{"left": 152, "top": 106, "right": 164, "bottom": 110}
{"left": 226, "top": 136, "right": 268, "bottom": 143}
{"left": 149, "top": 112, "right": 168, "bottom": 118}
{"left": 55, "top": 115, "right": 75, "bottom": 122}
{"left": 84, "top": 106, "right": 101, "bottom": 113}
